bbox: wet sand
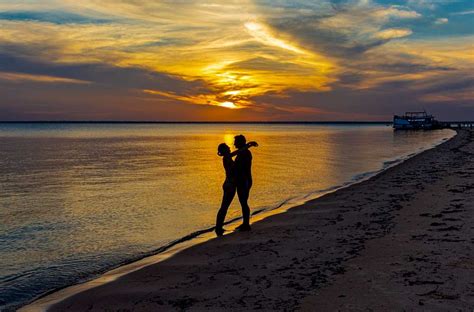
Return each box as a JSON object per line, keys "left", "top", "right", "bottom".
{"left": 46, "top": 130, "right": 473, "bottom": 311}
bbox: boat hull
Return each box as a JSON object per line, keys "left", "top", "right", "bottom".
{"left": 393, "top": 112, "right": 439, "bottom": 130}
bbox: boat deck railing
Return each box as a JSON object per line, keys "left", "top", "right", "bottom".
{"left": 445, "top": 121, "right": 474, "bottom": 129}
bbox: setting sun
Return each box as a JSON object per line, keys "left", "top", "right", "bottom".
{"left": 219, "top": 101, "right": 240, "bottom": 109}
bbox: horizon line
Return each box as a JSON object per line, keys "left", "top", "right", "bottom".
{"left": 1, "top": 120, "right": 473, "bottom": 124}
{"left": 1, "top": 120, "right": 394, "bottom": 124}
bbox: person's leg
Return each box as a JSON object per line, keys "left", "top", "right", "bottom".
{"left": 237, "top": 181, "right": 251, "bottom": 227}
{"left": 216, "top": 183, "right": 236, "bottom": 235}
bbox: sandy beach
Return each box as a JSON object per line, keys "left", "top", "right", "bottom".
{"left": 40, "top": 130, "right": 473, "bottom": 311}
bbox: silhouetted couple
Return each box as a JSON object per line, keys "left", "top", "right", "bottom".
{"left": 215, "top": 135, "right": 257, "bottom": 236}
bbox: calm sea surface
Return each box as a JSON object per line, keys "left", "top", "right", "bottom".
{"left": 0, "top": 123, "right": 454, "bottom": 309}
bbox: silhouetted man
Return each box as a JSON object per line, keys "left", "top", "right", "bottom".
{"left": 233, "top": 134, "right": 252, "bottom": 231}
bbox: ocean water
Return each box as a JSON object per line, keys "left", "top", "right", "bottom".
{"left": 0, "top": 123, "right": 454, "bottom": 310}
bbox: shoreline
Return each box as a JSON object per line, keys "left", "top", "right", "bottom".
{"left": 20, "top": 130, "right": 469, "bottom": 311}
{"left": 300, "top": 129, "right": 474, "bottom": 310}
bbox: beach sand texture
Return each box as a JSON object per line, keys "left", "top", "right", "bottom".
{"left": 48, "top": 130, "right": 473, "bottom": 311}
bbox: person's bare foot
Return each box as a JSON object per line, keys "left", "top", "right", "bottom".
{"left": 235, "top": 224, "right": 251, "bottom": 231}
{"left": 215, "top": 227, "right": 225, "bottom": 236}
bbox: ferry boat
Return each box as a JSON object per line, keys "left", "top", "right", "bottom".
{"left": 393, "top": 111, "right": 440, "bottom": 130}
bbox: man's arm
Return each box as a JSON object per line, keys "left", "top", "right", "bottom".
{"left": 230, "top": 141, "right": 258, "bottom": 157}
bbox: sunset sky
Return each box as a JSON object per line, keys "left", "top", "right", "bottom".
{"left": 0, "top": 0, "right": 473, "bottom": 121}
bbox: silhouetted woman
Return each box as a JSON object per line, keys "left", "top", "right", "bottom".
{"left": 215, "top": 141, "right": 257, "bottom": 236}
